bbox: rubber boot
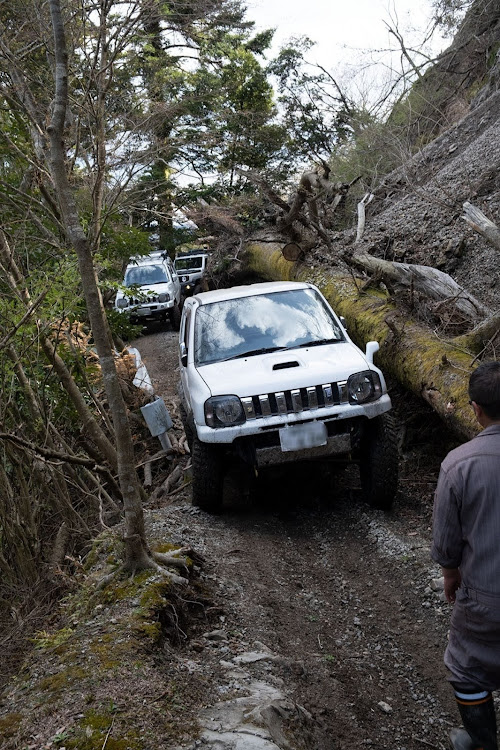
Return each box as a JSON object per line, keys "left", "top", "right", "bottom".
{"left": 450, "top": 727, "right": 477, "bottom": 750}
{"left": 451, "top": 693, "right": 498, "bottom": 750}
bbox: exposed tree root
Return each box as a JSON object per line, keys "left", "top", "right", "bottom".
{"left": 97, "top": 537, "right": 200, "bottom": 589}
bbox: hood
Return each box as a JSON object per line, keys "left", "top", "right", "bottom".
{"left": 197, "top": 341, "right": 372, "bottom": 396}
{"left": 117, "top": 281, "right": 174, "bottom": 301}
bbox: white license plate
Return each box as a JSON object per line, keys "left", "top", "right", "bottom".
{"left": 279, "top": 421, "right": 327, "bottom": 452}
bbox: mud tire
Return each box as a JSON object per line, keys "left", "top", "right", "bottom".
{"left": 359, "top": 413, "right": 399, "bottom": 511}
{"left": 191, "top": 437, "right": 225, "bottom": 512}
{"left": 179, "top": 402, "right": 194, "bottom": 451}
{"left": 169, "top": 301, "right": 181, "bottom": 331}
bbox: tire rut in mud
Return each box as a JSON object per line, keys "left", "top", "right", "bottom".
{"left": 193, "top": 484, "right": 455, "bottom": 750}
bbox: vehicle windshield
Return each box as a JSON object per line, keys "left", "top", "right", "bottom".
{"left": 174, "top": 256, "right": 204, "bottom": 272}
{"left": 124, "top": 264, "right": 170, "bottom": 286}
{"left": 194, "top": 288, "right": 344, "bottom": 365}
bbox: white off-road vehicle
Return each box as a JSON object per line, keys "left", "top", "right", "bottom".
{"left": 115, "top": 252, "right": 182, "bottom": 330}
{"left": 174, "top": 249, "right": 209, "bottom": 297}
{"left": 178, "top": 280, "right": 398, "bottom": 512}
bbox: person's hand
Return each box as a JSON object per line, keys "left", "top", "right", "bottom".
{"left": 442, "top": 567, "right": 461, "bottom": 603}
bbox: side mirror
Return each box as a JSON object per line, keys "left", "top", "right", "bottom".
{"left": 180, "top": 342, "right": 188, "bottom": 367}
{"left": 339, "top": 316, "right": 346, "bottom": 328}
{"left": 365, "top": 341, "right": 379, "bottom": 363}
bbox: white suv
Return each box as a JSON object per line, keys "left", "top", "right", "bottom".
{"left": 178, "top": 281, "right": 398, "bottom": 511}
{"left": 115, "top": 252, "right": 182, "bottom": 329}
{"left": 174, "top": 250, "right": 209, "bottom": 297}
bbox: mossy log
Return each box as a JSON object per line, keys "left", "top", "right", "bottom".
{"left": 244, "top": 240, "right": 480, "bottom": 441}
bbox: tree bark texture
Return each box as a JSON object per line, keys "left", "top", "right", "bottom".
{"left": 351, "top": 252, "right": 489, "bottom": 321}
{"left": 462, "top": 202, "right": 500, "bottom": 252}
{"left": 47, "top": 0, "right": 147, "bottom": 561}
{"left": 244, "top": 240, "right": 481, "bottom": 441}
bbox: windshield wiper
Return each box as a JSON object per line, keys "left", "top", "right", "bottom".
{"left": 297, "top": 338, "right": 341, "bottom": 348}
{"left": 223, "top": 346, "right": 289, "bottom": 361}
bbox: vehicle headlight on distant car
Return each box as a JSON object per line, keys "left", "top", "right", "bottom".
{"left": 116, "top": 298, "right": 128, "bottom": 309}
{"left": 158, "top": 293, "right": 170, "bottom": 303}
{"left": 205, "top": 396, "right": 246, "bottom": 427}
{"left": 347, "top": 371, "right": 382, "bottom": 404}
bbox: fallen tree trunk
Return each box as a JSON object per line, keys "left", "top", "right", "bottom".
{"left": 244, "top": 240, "right": 481, "bottom": 441}
{"left": 463, "top": 202, "right": 500, "bottom": 251}
{"left": 351, "top": 252, "right": 489, "bottom": 321}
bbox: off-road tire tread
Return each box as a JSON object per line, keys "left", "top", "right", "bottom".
{"left": 170, "top": 301, "right": 181, "bottom": 331}
{"left": 360, "top": 413, "right": 399, "bottom": 511}
{"left": 179, "top": 402, "right": 194, "bottom": 450}
{"left": 191, "top": 438, "right": 224, "bottom": 512}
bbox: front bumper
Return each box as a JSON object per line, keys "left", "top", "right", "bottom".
{"left": 255, "top": 432, "right": 351, "bottom": 467}
{"left": 195, "top": 393, "right": 392, "bottom": 445}
{"left": 120, "top": 300, "right": 175, "bottom": 320}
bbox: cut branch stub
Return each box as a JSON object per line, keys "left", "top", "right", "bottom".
{"left": 462, "top": 201, "right": 500, "bottom": 252}
{"left": 282, "top": 242, "right": 303, "bottom": 262}
{"left": 352, "top": 252, "right": 489, "bottom": 322}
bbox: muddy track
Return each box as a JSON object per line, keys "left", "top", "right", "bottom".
{"left": 136, "top": 327, "right": 460, "bottom": 749}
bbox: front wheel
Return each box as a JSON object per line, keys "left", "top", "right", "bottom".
{"left": 178, "top": 402, "right": 194, "bottom": 451}
{"left": 191, "top": 438, "right": 225, "bottom": 512}
{"left": 169, "top": 301, "right": 181, "bottom": 331}
{"left": 359, "top": 413, "right": 399, "bottom": 511}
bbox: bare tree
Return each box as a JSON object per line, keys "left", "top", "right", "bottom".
{"left": 45, "top": 0, "right": 190, "bottom": 577}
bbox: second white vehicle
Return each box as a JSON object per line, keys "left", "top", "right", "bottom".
{"left": 115, "top": 252, "right": 182, "bottom": 330}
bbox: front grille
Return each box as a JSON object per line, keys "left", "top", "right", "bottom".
{"left": 127, "top": 296, "right": 160, "bottom": 305}
{"left": 241, "top": 381, "right": 348, "bottom": 420}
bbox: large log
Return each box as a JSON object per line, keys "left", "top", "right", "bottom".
{"left": 463, "top": 202, "right": 500, "bottom": 252}
{"left": 351, "top": 252, "right": 489, "bottom": 321}
{"left": 244, "top": 240, "right": 480, "bottom": 441}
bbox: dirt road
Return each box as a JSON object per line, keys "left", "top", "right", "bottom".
{"left": 135, "top": 326, "right": 462, "bottom": 750}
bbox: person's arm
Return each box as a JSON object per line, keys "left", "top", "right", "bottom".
{"left": 442, "top": 566, "right": 461, "bottom": 603}
{"left": 431, "top": 465, "right": 463, "bottom": 593}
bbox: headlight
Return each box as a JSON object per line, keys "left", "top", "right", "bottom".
{"left": 158, "top": 293, "right": 170, "bottom": 303}
{"left": 347, "top": 371, "right": 382, "bottom": 404}
{"left": 116, "top": 298, "right": 128, "bottom": 309}
{"left": 181, "top": 275, "right": 188, "bottom": 283}
{"left": 205, "top": 396, "right": 245, "bottom": 428}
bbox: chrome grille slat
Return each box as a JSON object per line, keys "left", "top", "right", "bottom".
{"left": 337, "top": 380, "right": 349, "bottom": 404}
{"left": 246, "top": 381, "right": 344, "bottom": 420}
{"left": 259, "top": 395, "right": 272, "bottom": 416}
{"left": 291, "top": 389, "right": 302, "bottom": 412}
{"left": 307, "top": 386, "right": 318, "bottom": 409}
{"left": 275, "top": 392, "right": 287, "bottom": 414}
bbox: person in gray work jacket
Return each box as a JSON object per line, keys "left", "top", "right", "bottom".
{"left": 432, "top": 360, "right": 500, "bottom": 750}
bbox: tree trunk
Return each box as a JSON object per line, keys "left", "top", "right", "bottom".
{"left": 244, "top": 239, "right": 482, "bottom": 441}
{"left": 462, "top": 201, "right": 500, "bottom": 251}
{"left": 47, "top": 0, "right": 148, "bottom": 568}
{"left": 351, "top": 252, "right": 489, "bottom": 321}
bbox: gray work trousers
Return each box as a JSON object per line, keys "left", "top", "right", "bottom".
{"left": 445, "top": 586, "right": 500, "bottom": 692}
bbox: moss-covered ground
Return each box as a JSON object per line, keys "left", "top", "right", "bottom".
{"left": 0, "top": 532, "right": 216, "bottom": 750}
